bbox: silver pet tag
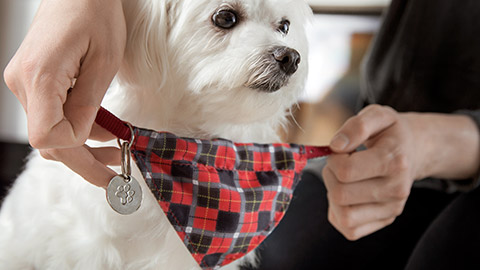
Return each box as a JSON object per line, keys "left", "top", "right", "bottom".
{"left": 106, "top": 126, "right": 143, "bottom": 215}
{"left": 107, "top": 175, "right": 142, "bottom": 215}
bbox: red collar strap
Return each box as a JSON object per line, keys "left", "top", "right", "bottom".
{"left": 95, "top": 107, "right": 133, "bottom": 141}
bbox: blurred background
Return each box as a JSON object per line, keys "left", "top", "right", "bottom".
{"left": 0, "top": 0, "right": 390, "bottom": 201}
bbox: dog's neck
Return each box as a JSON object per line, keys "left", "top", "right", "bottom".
{"left": 103, "top": 79, "right": 285, "bottom": 143}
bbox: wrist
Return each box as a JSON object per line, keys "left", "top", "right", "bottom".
{"left": 405, "top": 113, "right": 480, "bottom": 181}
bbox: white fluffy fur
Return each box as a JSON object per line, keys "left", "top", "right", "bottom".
{"left": 0, "top": 1, "right": 312, "bottom": 269}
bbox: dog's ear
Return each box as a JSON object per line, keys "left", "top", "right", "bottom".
{"left": 118, "top": 0, "right": 177, "bottom": 89}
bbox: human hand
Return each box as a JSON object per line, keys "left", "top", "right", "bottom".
{"left": 322, "top": 105, "right": 480, "bottom": 240}
{"left": 3, "top": 0, "right": 126, "bottom": 187}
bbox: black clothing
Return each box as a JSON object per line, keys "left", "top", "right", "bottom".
{"left": 362, "top": 0, "right": 480, "bottom": 115}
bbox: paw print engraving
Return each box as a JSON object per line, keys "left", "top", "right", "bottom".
{"left": 115, "top": 184, "right": 135, "bottom": 205}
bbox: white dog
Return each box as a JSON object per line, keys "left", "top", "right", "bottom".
{"left": 0, "top": 0, "right": 311, "bottom": 269}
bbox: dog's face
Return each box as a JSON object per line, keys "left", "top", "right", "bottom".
{"left": 172, "top": 0, "right": 310, "bottom": 93}
{"left": 120, "top": 0, "right": 311, "bottom": 127}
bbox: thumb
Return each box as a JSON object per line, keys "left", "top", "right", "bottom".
{"left": 330, "top": 105, "right": 397, "bottom": 153}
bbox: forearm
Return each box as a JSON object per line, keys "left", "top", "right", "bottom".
{"left": 407, "top": 112, "right": 480, "bottom": 181}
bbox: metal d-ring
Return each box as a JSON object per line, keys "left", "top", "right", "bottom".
{"left": 117, "top": 123, "right": 135, "bottom": 181}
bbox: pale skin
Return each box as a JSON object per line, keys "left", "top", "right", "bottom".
{"left": 3, "top": 0, "right": 126, "bottom": 188}
{"left": 4, "top": 0, "right": 480, "bottom": 240}
{"left": 323, "top": 105, "right": 480, "bottom": 240}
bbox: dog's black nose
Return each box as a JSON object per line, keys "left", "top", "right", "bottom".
{"left": 272, "top": 47, "right": 301, "bottom": 75}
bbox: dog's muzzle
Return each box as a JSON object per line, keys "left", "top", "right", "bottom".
{"left": 245, "top": 46, "right": 301, "bottom": 93}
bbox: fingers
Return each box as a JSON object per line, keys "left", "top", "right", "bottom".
{"left": 89, "top": 123, "right": 118, "bottom": 142}
{"left": 40, "top": 146, "right": 121, "bottom": 188}
{"left": 322, "top": 167, "right": 410, "bottom": 206}
{"left": 326, "top": 176, "right": 406, "bottom": 241}
{"left": 58, "top": 56, "right": 120, "bottom": 147}
{"left": 326, "top": 146, "right": 410, "bottom": 184}
{"left": 322, "top": 148, "right": 411, "bottom": 240}
{"left": 24, "top": 34, "right": 121, "bottom": 148}
{"left": 330, "top": 202, "right": 404, "bottom": 227}
{"left": 329, "top": 105, "right": 397, "bottom": 153}
{"left": 4, "top": 53, "right": 81, "bottom": 148}
{"left": 328, "top": 206, "right": 396, "bottom": 241}
{"left": 85, "top": 146, "right": 122, "bottom": 166}
{"left": 60, "top": 19, "right": 126, "bottom": 146}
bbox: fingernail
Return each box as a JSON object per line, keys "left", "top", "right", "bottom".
{"left": 330, "top": 133, "right": 349, "bottom": 151}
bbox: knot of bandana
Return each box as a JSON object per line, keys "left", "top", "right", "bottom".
{"left": 95, "top": 107, "right": 331, "bottom": 269}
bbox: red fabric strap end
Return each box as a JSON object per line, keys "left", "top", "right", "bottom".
{"left": 95, "top": 107, "right": 132, "bottom": 141}
{"left": 304, "top": 146, "right": 332, "bottom": 159}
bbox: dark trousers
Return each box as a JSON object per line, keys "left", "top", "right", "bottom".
{"left": 252, "top": 171, "right": 480, "bottom": 270}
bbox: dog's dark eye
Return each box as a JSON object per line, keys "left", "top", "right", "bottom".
{"left": 212, "top": 10, "right": 237, "bottom": 29}
{"left": 278, "top": 19, "right": 290, "bottom": 35}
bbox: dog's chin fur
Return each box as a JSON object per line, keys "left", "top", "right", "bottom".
{"left": 0, "top": 1, "right": 312, "bottom": 269}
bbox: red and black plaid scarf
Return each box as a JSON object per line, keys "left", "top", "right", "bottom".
{"left": 96, "top": 108, "right": 331, "bottom": 269}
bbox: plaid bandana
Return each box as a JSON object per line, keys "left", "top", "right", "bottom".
{"left": 95, "top": 108, "right": 331, "bottom": 269}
